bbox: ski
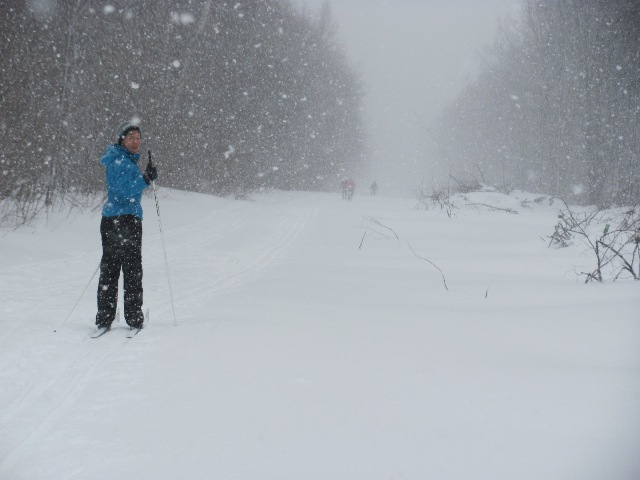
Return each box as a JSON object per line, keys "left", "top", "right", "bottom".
{"left": 91, "top": 308, "right": 119, "bottom": 338}
{"left": 126, "top": 327, "right": 142, "bottom": 339}
{"left": 91, "top": 309, "right": 148, "bottom": 339}
{"left": 126, "top": 308, "right": 149, "bottom": 338}
{"left": 90, "top": 326, "right": 111, "bottom": 338}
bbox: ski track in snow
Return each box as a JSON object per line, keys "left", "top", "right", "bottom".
{"left": 0, "top": 191, "right": 317, "bottom": 476}
{"left": 0, "top": 332, "right": 127, "bottom": 473}
{"left": 145, "top": 194, "right": 318, "bottom": 319}
{"left": 1, "top": 189, "right": 639, "bottom": 479}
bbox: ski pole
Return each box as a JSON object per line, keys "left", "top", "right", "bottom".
{"left": 148, "top": 150, "right": 178, "bottom": 326}
{"left": 56, "top": 262, "right": 100, "bottom": 332}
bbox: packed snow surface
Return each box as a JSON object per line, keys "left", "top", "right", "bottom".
{"left": 1, "top": 189, "right": 638, "bottom": 479}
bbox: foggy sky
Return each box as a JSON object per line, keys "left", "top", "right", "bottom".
{"left": 295, "top": 0, "right": 522, "bottom": 195}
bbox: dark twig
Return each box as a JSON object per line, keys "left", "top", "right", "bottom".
{"left": 407, "top": 241, "right": 449, "bottom": 291}
{"left": 359, "top": 232, "right": 367, "bottom": 250}
{"left": 363, "top": 216, "right": 399, "bottom": 242}
{"left": 466, "top": 203, "right": 518, "bottom": 214}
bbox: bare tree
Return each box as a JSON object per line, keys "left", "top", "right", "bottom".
{"left": 0, "top": 0, "right": 365, "bottom": 225}
{"left": 433, "top": 0, "right": 640, "bottom": 208}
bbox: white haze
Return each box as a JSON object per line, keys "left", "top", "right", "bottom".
{"left": 296, "top": 0, "right": 522, "bottom": 195}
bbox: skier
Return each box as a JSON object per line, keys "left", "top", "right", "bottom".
{"left": 95, "top": 122, "right": 157, "bottom": 332}
{"left": 346, "top": 178, "right": 356, "bottom": 200}
{"left": 370, "top": 181, "right": 378, "bottom": 196}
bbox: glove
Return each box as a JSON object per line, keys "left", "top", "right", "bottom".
{"left": 143, "top": 161, "right": 158, "bottom": 184}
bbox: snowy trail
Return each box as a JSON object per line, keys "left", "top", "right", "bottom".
{"left": 134, "top": 191, "right": 318, "bottom": 322}
{"left": 0, "top": 190, "right": 321, "bottom": 478}
{"left": 0, "top": 332, "right": 126, "bottom": 473}
{"left": 1, "top": 189, "right": 639, "bottom": 480}
{"left": 160, "top": 197, "right": 318, "bottom": 317}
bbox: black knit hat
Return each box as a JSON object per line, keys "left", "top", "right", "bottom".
{"left": 117, "top": 122, "right": 142, "bottom": 144}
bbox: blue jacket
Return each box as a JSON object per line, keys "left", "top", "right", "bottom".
{"left": 101, "top": 144, "right": 149, "bottom": 218}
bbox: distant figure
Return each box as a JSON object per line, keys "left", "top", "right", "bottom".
{"left": 340, "top": 178, "right": 349, "bottom": 200}
{"left": 340, "top": 178, "right": 356, "bottom": 200}
{"left": 370, "top": 181, "right": 378, "bottom": 196}
{"left": 346, "top": 178, "right": 356, "bottom": 200}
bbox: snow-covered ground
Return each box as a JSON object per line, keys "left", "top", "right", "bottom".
{"left": 1, "top": 188, "right": 638, "bottom": 480}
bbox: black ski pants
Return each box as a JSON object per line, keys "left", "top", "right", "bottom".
{"left": 96, "top": 215, "right": 144, "bottom": 327}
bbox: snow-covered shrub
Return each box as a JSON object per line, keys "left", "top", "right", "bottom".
{"left": 549, "top": 201, "right": 640, "bottom": 282}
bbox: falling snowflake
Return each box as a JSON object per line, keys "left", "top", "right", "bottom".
{"left": 171, "top": 12, "right": 195, "bottom": 25}
{"left": 224, "top": 145, "right": 236, "bottom": 159}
